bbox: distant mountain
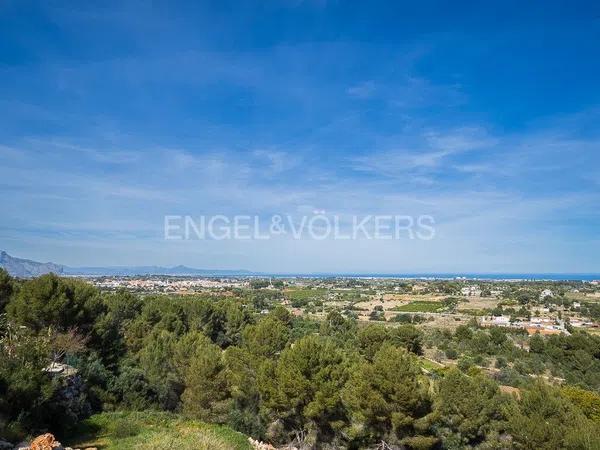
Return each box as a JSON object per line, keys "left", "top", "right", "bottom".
{"left": 0, "top": 251, "right": 64, "bottom": 277}
{"left": 0, "top": 251, "right": 252, "bottom": 277}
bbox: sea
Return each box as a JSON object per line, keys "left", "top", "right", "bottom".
{"left": 264, "top": 273, "right": 600, "bottom": 282}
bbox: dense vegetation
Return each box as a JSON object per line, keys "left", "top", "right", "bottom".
{"left": 425, "top": 323, "right": 600, "bottom": 392}
{"left": 1, "top": 270, "right": 600, "bottom": 449}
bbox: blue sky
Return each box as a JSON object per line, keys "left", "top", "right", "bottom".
{"left": 1, "top": 0, "right": 599, "bottom": 273}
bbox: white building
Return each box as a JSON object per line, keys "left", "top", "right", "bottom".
{"left": 480, "top": 315, "right": 512, "bottom": 327}
{"left": 461, "top": 285, "right": 482, "bottom": 297}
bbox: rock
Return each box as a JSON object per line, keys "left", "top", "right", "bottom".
{"left": 0, "top": 439, "right": 13, "bottom": 450}
{"left": 248, "top": 437, "right": 277, "bottom": 450}
{"left": 29, "top": 433, "right": 63, "bottom": 450}
{"left": 12, "top": 433, "right": 87, "bottom": 450}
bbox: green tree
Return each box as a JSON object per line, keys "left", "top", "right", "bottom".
{"left": 357, "top": 324, "right": 389, "bottom": 361}
{"left": 489, "top": 327, "right": 507, "bottom": 346}
{"left": 319, "top": 310, "right": 357, "bottom": 344}
{"left": 269, "top": 305, "right": 292, "bottom": 324}
{"left": 342, "top": 344, "right": 434, "bottom": 447}
{"left": 0, "top": 319, "right": 56, "bottom": 439}
{"left": 223, "top": 346, "right": 265, "bottom": 437}
{"left": 0, "top": 268, "right": 13, "bottom": 313}
{"left": 507, "top": 383, "right": 600, "bottom": 449}
{"left": 136, "top": 329, "right": 181, "bottom": 410}
{"left": 109, "top": 364, "right": 158, "bottom": 410}
{"left": 258, "top": 335, "right": 350, "bottom": 446}
{"left": 181, "top": 337, "right": 230, "bottom": 423}
{"left": 7, "top": 274, "right": 103, "bottom": 333}
{"left": 516, "top": 290, "right": 535, "bottom": 305}
{"left": 529, "top": 333, "right": 545, "bottom": 354}
{"left": 242, "top": 316, "right": 290, "bottom": 359}
{"left": 454, "top": 325, "right": 473, "bottom": 342}
{"left": 221, "top": 301, "right": 251, "bottom": 347}
{"left": 390, "top": 325, "right": 423, "bottom": 355}
{"left": 92, "top": 289, "right": 142, "bottom": 367}
{"left": 433, "top": 369, "right": 509, "bottom": 447}
{"left": 171, "top": 330, "right": 213, "bottom": 379}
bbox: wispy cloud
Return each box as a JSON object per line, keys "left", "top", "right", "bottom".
{"left": 350, "top": 126, "right": 496, "bottom": 183}
{"left": 1, "top": 1, "right": 599, "bottom": 271}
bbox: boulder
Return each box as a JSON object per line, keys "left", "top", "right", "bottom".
{"left": 29, "top": 433, "right": 63, "bottom": 450}
{"left": 12, "top": 433, "right": 90, "bottom": 450}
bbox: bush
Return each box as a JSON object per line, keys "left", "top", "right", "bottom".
{"left": 457, "top": 357, "right": 473, "bottom": 372}
{"left": 445, "top": 348, "right": 458, "bottom": 360}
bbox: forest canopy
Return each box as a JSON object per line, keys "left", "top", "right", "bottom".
{"left": 1, "top": 270, "right": 600, "bottom": 449}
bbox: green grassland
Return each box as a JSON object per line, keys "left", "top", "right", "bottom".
{"left": 66, "top": 411, "right": 252, "bottom": 450}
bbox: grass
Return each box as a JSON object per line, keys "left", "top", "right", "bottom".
{"left": 391, "top": 301, "right": 445, "bottom": 313}
{"left": 418, "top": 357, "right": 450, "bottom": 378}
{"left": 419, "top": 357, "right": 445, "bottom": 371}
{"left": 65, "top": 411, "right": 252, "bottom": 450}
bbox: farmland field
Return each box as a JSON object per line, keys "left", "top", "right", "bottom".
{"left": 285, "top": 288, "right": 327, "bottom": 300}
{"left": 391, "top": 301, "right": 445, "bottom": 312}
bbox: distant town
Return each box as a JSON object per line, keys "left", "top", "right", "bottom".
{"left": 81, "top": 274, "right": 600, "bottom": 338}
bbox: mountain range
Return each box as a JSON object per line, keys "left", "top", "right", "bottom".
{"left": 0, "top": 251, "right": 252, "bottom": 277}
{"left": 0, "top": 251, "right": 64, "bottom": 277}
